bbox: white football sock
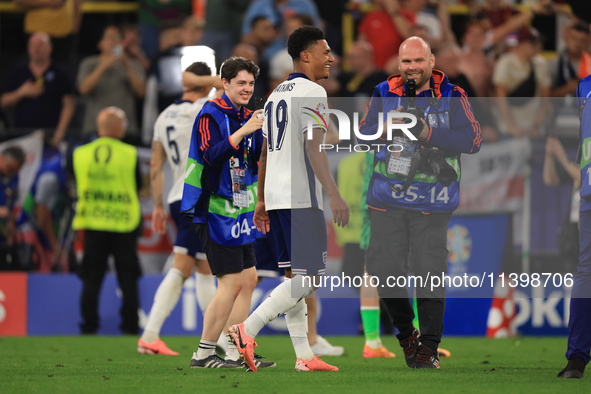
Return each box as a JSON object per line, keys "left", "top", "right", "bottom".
{"left": 286, "top": 298, "right": 314, "bottom": 361}
{"left": 196, "top": 339, "right": 217, "bottom": 359}
{"left": 244, "top": 275, "right": 314, "bottom": 338}
{"left": 141, "top": 268, "right": 185, "bottom": 344}
{"left": 195, "top": 272, "right": 216, "bottom": 315}
{"left": 366, "top": 339, "right": 382, "bottom": 349}
{"left": 217, "top": 332, "right": 229, "bottom": 353}
{"left": 225, "top": 343, "right": 241, "bottom": 361}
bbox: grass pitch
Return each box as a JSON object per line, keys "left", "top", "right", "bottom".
{"left": 0, "top": 335, "right": 588, "bottom": 393}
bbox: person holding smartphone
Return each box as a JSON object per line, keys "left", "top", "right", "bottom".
{"left": 77, "top": 26, "right": 146, "bottom": 144}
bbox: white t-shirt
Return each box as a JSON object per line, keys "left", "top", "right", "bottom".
{"left": 262, "top": 75, "right": 329, "bottom": 211}
{"left": 153, "top": 98, "right": 207, "bottom": 204}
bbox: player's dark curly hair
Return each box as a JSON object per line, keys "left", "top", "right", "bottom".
{"left": 220, "top": 56, "right": 260, "bottom": 82}
{"left": 185, "top": 61, "right": 212, "bottom": 76}
{"left": 287, "top": 26, "right": 325, "bottom": 61}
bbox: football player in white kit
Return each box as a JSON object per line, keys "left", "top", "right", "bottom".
{"left": 228, "top": 26, "right": 349, "bottom": 372}
{"left": 138, "top": 62, "right": 219, "bottom": 355}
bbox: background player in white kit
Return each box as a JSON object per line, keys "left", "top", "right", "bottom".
{"left": 228, "top": 26, "right": 349, "bottom": 372}
{"left": 138, "top": 62, "right": 219, "bottom": 355}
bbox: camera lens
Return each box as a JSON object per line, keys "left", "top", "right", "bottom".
{"left": 428, "top": 151, "right": 457, "bottom": 187}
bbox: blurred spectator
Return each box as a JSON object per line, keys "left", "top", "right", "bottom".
{"left": 437, "top": 44, "right": 498, "bottom": 142}
{"left": 474, "top": 2, "right": 550, "bottom": 57}
{"left": 458, "top": 20, "right": 495, "bottom": 97}
{"left": 17, "top": 153, "right": 68, "bottom": 272}
{"left": 335, "top": 41, "right": 388, "bottom": 97}
{"left": 477, "top": 0, "right": 519, "bottom": 28}
{"left": 357, "top": 0, "right": 415, "bottom": 70}
{"left": 137, "top": 0, "right": 191, "bottom": 60}
{"left": 73, "top": 107, "right": 142, "bottom": 335}
{"left": 157, "top": 20, "right": 183, "bottom": 54}
{"left": 547, "top": 21, "right": 590, "bottom": 139}
{"left": 400, "top": 0, "right": 445, "bottom": 48}
{"left": 232, "top": 43, "right": 259, "bottom": 63}
{"left": 458, "top": 8, "right": 547, "bottom": 97}
{"left": 269, "top": 13, "right": 315, "bottom": 89}
{"left": 142, "top": 21, "right": 184, "bottom": 142}
{"left": 0, "top": 32, "right": 76, "bottom": 146}
{"left": 543, "top": 136, "right": 580, "bottom": 273}
{"left": 437, "top": 45, "right": 477, "bottom": 97}
{"left": 241, "top": 0, "right": 323, "bottom": 59}
{"left": 242, "top": 16, "right": 278, "bottom": 100}
{"left": 492, "top": 27, "right": 551, "bottom": 138}
{"left": 121, "top": 23, "right": 151, "bottom": 73}
{"left": 200, "top": 0, "right": 250, "bottom": 64}
{"left": 13, "top": 0, "right": 82, "bottom": 71}
{"left": 180, "top": 16, "right": 204, "bottom": 47}
{"left": 549, "top": 21, "right": 591, "bottom": 97}
{"left": 0, "top": 147, "right": 25, "bottom": 269}
{"left": 78, "top": 26, "right": 146, "bottom": 144}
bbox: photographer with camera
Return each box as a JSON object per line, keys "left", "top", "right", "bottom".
{"left": 358, "top": 37, "right": 481, "bottom": 369}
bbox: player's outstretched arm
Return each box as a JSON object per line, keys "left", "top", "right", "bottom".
{"left": 150, "top": 140, "right": 167, "bottom": 235}
{"left": 182, "top": 73, "right": 223, "bottom": 90}
{"left": 305, "top": 128, "right": 349, "bottom": 227}
{"left": 254, "top": 137, "right": 270, "bottom": 234}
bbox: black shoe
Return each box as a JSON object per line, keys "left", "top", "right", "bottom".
{"left": 225, "top": 357, "right": 277, "bottom": 370}
{"left": 398, "top": 329, "right": 420, "bottom": 368}
{"left": 190, "top": 353, "right": 242, "bottom": 369}
{"left": 557, "top": 357, "right": 585, "bottom": 378}
{"left": 252, "top": 353, "right": 276, "bottom": 369}
{"left": 413, "top": 345, "right": 440, "bottom": 369}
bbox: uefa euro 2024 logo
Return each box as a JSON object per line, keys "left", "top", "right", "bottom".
{"left": 447, "top": 224, "right": 472, "bottom": 275}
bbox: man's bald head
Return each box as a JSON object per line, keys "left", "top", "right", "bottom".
{"left": 97, "top": 107, "right": 127, "bottom": 139}
{"left": 398, "top": 36, "right": 435, "bottom": 91}
{"left": 399, "top": 36, "right": 432, "bottom": 58}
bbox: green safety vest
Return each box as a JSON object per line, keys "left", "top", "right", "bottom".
{"left": 334, "top": 152, "right": 366, "bottom": 246}
{"left": 72, "top": 137, "right": 141, "bottom": 233}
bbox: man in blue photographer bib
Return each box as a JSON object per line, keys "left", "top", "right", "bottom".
{"left": 358, "top": 37, "right": 481, "bottom": 369}
{"left": 181, "top": 57, "right": 274, "bottom": 369}
{"left": 557, "top": 74, "right": 591, "bottom": 379}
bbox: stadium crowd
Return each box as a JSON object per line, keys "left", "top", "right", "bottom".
{"left": 0, "top": 0, "right": 589, "bottom": 371}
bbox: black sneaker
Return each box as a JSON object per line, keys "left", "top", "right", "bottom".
{"left": 398, "top": 329, "right": 420, "bottom": 368}
{"left": 252, "top": 358, "right": 276, "bottom": 369}
{"left": 413, "top": 345, "right": 440, "bottom": 369}
{"left": 225, "top": 357, "right": 277, "bottom": 370}
{"left": 190, "top": 353, "right": 242, "bottom": 369}
{"left": 557, "top": 357, "right": 585, "bottom": 378}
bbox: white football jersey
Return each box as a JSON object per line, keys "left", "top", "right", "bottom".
{"left": 262, "top": 75, "right": 329, "bottom": 210}
{"left": 153, "top": 98, "right": 207, "bottom": 204}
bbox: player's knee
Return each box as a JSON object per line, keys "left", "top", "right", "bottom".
{"left": 173, "top": 253, "right": 196, "bottom": 277}
{"left": 242, "top": 271, "right": 258, "bottom": 291}
{"left": 217, "top": 272, "right": 243, "bottom": 297}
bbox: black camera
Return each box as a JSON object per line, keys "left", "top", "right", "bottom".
{"left": 419, "top": 149, "right": 457, "bottom": 187}
{"left": 405, "top": 79, "right": 457, "bottom": 187}
{"left": 255, "top": 97, "right": 267, "bottom": 111}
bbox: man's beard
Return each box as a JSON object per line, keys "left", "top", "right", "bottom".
{"left": 403, "top": 72, "right": 430, "bottom": 90}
